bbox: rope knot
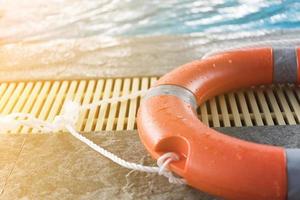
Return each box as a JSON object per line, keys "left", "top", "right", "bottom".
{"left": 157, "top": 152, "right": 186, "bottom": 185}
{"left": 53, "top": 101, "right": 80, "bottom": 131}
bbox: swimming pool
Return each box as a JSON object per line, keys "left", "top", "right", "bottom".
{"left": 1, "top": 2, "right": 300, "bottom": 199}
{"left": 0, "top": 0, "right": 300, "bottom": 81}
{"left": 118, "top": 0, "right": 300, "bottom": 36}
{"left": 0, "top": 0, "right": 300, "bottom": 41}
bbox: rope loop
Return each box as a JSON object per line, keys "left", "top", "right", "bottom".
{"left": 157, "top": 152, "right": 186, "bottom": 184}
{"left": 157, "top": 152, "right": 179, "bottom": 175}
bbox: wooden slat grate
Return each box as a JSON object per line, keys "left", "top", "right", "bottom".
{"left": 0, "top": 78, "right": 299, "bottom": 133}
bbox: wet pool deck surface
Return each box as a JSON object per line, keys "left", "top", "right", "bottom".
{"left": 2, "top": 33, "right": 300, "bottom": 199}
{"left": 1, "top": 126, "right": 300, "bottom": 199}
{"left": 0, "top": 131, "right": 213, "bottom": 200}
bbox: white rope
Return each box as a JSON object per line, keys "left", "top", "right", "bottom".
{"left": 202, "top": 38, "right": 300, "bottom": 59}
{"left": 66, "top": 124, "right": 185, "bottom": 184}
{"left": 81, "top": 90, "right": 148, "bottom": 110}
{"left": 0, "top": 91, "right": 186, "bottom": 185}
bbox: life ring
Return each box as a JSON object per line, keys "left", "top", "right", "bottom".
{"left": 137, "top": 47, "right": 300, "bottom": 200}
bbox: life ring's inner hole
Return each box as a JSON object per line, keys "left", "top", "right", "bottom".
{"left": 196, "top": 83, "right": 300, "bottom": 147}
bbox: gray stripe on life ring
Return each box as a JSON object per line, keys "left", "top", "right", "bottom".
{"left": 286, "top": 148, "right": 300, "bottom": 200}
{"left": 143, "top": 85, "right": 198, "bottom": 110}
{"left": 273, "top": 48, "right": 298, "bottom": 83}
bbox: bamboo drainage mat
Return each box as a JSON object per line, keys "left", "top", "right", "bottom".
{"left": 0, "top": 77, "right": 299, "bottom": 134}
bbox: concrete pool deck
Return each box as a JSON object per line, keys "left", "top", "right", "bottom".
{"left": 1, "top": 126, "right": 300, "bottom": 199}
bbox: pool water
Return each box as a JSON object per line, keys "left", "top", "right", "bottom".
{"left": 0, "top": 0, "right": 299, "bottom": 81}
{"left": 1, "top": 0, "right": 300, "bottom": 40}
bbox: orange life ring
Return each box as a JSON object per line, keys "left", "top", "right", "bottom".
{"left": 137, "top": 47, "right": 300, "bottom": 200}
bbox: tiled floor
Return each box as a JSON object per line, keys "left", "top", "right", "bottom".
{"left": 0, "top": 132, "right": 213, "bottom": 200}
{"left": 2, "top": 125, "right": 300, "bottom": 199}
{"left": 0, "top": 135, "right": 26, "bottom": 196}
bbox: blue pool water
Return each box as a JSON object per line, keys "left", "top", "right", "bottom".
{"left": 1, "top": 0, "right": 300, "bottom": 80}
{"left": 122, "top": 0, "right": 300, "bottom": 36}
{"left": 0, "top": 0, "right": 300, "bottom": 41}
